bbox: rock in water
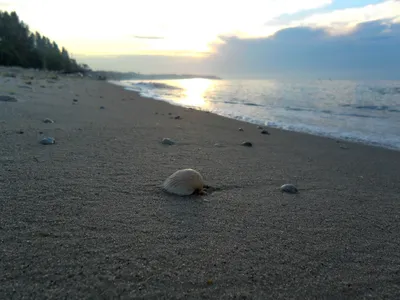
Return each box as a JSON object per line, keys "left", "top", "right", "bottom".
{"left": 241, "top": 141, "right": 253, "bottom": 147}
{"left": 162, "top": 169, "right": 205, "bottom": 196}
{"left": 280, "top": 184, "right": 298, "bottom": 194}
{"left": 40, "top": 137, "right": 56, "bottom": 145}
{"left": 43, "top": 118, "right": 54, "bottom": 124}
{"left": 0, "top": 95, "right": 18, "bottom": 102}
{"left": 161, "top": 138, "right": 175, "bottom": 145}
{"left": 261, "top": 129, "right": 270, "bottom": 135}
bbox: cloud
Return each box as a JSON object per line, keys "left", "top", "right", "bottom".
{"left": 289, "top": 0, "right": 400, "bottom": 34}
{"left": 205, "top": 19, "right": 400, "bottom": 79}
{"left": 132, "top": 35, "right": 164, "bottom": 40}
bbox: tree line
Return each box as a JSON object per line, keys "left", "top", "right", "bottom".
{"left": 0, "top": 11, "right": 89, "bottom": 73}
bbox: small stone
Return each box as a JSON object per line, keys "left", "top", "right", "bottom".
{"left": 73, "top": 99, "right": 78, "bottom": 102}
{"left": 25, "top": 81, "right": 32, "bottom": 85}
{"left": 162, "top": 138, "right": 175, "bottom": 145}
{"left": 241, "top": 141, "right": 252, "bottom": 147}
{"left": 261, "top": 129, "right": 270, "bottom": 135}
{"left": 214, "top": 143, "right": 223, "bottom": 147}
{"left": 168, "top": 113, "right": 172, "bottom": 115}
{"left": 39, "top": 131, "right": 43, "bottom": 134}
{"left": 0, "top": 95, "right": 18, "bottom": 102}
{"left": 257, "top": 126, "right": 263, "bottom": 129}
{"left": 17, "top": 130, "right": 24, "bottom": 134}
{"left": 207, "top": 280, "right": 213, "bottom": 285}
{"left": 3, "top": 72, "right": 16, "bottom": 78}
{"left": 43, "top": 118, "right": 54, "bottom": 124}
{"left": 40, "top": 137, "right": 55, "bottom": 145}
{"left": 280, "top": 184, "right": 298, "bottom": 194}
{"left": 155, "top": 112, "right": 158, "bottom": 115}
{"left": 40, "top": 85, "right": 46, "bottom": 88}
{"left": 174, "top": 116, "right": 181, "bottom": 120}
{"left": 100, "top": 106, "right": 105, "bottom": 109}
{"left": 238, "top": 128, "right": 244, "bottom": 131}
{"left": 340, "top": 144, "right": 349, "bottom": 150}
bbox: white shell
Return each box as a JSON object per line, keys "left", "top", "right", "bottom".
{"left": 162, "top": 169, "right": 205, "bottom": 196}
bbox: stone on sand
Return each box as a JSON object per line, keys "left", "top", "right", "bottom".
{"left": 0, "top": 95, "right": 18, "bottom": 102}
{"left": 241, "top": 141, "right": 252, "bottom": 147}
{"left": 280, "top": 184, "right": 298, "bottom": 194}
{"left": 162, "top": 138, "right": 175, "bottom": 145}
{"left": 43, "top": 118, "right": 54, "bottom": 124}
{"left": 40, "top": 137, "right": 56, "bottom": 145}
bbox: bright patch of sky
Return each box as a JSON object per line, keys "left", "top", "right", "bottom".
{"left": 1, "top": 0, "right": 399, "bottom": 57}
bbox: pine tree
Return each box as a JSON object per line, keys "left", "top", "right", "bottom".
{"left": 0, "top": 10, "right": 88, "bottom": 72}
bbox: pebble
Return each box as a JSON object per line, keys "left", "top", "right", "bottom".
{"left": 162, "top": 138, "right": 175, "bottom": 145}
{"left": 40, "top": 137, "right": 56, "bottom": 145}
{"left": 73, "top": 99, "right": 78, "bottom": 102}
{"left": 261, "top": 129, "right": 270, "bottom": 135}
{"left": 43, "top": 118, "right": 54, "bottom": 124}
{"left": 257, "top": 126, "right": 263, "bottom": 129}
{"left": 100, "top": 106, "right": 105, "bottom": 109}
{"left": 0, "top": 95, "right": 18, "bottom": 102}
{"left": 174, "top": 116, "right": 181, "bottom": 120}
{"left": 280, "top": 184, "right": 298, "bottom": 194}
{"left": 241, "top": 141, "right": 252, "bottom": 147}
{"left": 239, "top": 128, "right": 244, "bottom": 131}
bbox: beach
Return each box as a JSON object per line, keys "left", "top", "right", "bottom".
{"left": 1, "top": 67, "right": 400, "bottom": 299}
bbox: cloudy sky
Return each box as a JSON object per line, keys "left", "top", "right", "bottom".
{"left": 2, "top": 0, "right": 400, "bottom": 78}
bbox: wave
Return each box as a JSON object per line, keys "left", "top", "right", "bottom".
{"left": 286, "top": 107, "right": 381, "bottom": 119}
{"left": 221, "top": 100, "right": 263, "bottom": 107}
{"left": 132, "top": 82, "right": 182, "bottom": 90}
{"left": 370, "top": 87, "right": 400, "bottom": 95}
{"left": 340, "top": 104, "right": 400, "bottom": 113}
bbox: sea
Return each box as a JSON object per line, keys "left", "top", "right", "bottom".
{"left": 110, "top": 78, "right": 400, "bottom": 151}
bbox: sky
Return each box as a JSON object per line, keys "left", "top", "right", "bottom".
{"left": 1, "top": 0, "right": 400, "bottom": 78}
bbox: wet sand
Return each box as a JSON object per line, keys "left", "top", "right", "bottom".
{"left": 1, "top": 67, "right": 400, "bottom": 299}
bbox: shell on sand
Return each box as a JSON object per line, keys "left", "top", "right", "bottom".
{"left": 162, "top": 169, "right": 205, "bottom": 196}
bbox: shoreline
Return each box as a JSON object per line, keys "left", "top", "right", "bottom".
{"left": 110, "top": 80, "right": 400, "bottom": 153}
{"left": 110, "top": 79, "right": 400, "bottom": 153}
{"left": 1, "top": 68, "right": 400, "bottom": 299}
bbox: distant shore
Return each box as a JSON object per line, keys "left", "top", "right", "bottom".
{"left": 1, "top": 66, "right": 400, "bottom": 299}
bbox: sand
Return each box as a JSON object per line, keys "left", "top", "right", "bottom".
{"left": 1, "top": 67, "right": 400, "bottom": 299}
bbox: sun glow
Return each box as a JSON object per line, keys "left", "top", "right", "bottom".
{"left": 178, "top": 78, "right": 214, "bottom": 108}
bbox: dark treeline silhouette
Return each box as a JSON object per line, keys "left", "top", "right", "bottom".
{"left": 0, "top": 11, "right": 89, "bottom": 73}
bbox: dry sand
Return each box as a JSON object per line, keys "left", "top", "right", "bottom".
{"left": 1, "top": 67, "right": 400, "bottom": 299}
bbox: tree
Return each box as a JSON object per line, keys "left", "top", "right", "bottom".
{"left": 0, "top": 10, "right": 89, "bottom": 72}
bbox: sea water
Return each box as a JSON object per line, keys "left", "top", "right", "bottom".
{"left": 110, "top": 78, "right": 400, "bottom": 150}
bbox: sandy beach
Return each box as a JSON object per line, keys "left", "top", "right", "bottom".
{"left": 1, "top": 67, "right": 400, "bottom": 299}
